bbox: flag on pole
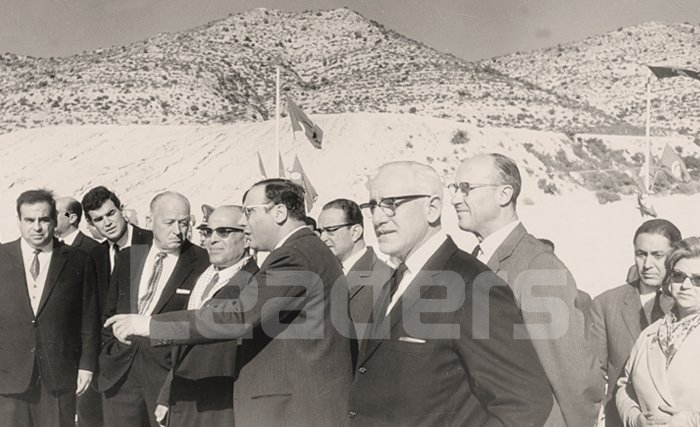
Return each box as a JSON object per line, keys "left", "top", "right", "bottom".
{"left": 647, "top": 65, "right": 700, "bottom": 82}
{"left": 659, "top": 143, "right": 690, "bottom": 182}
{"left": 278, "top": 153, "right": 286, "bottom": 178}
{"left": 257, "top": 151, "right": 267, "bottom": 179}
{"left": 637, "top": 193, "right": 657, "bottom": 218}
{"left": 289, "top": 155, "right": 318, "bottom": 211}
{"left": 286, "top": 96, "right": 323, "bottom": 149}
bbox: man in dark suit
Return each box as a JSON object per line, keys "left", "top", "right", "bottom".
{"left": 154, "top": 205, "right": 258, "bottom": 427}
{"left": 99, "top": 191, "right": 209, "bottom": 427}
{"left": 450, "top": 153, "right": 604, "bottom": 427}
{"left": 348, "top": 161, "right": 552, "bottom": 426}
{"left": 106, "top": 179, "right": 354, "bottom": 427}
{"left": 318, "top": 198, "right": 393, "bottom": 331}
{"left": 591, "top": 219, "right": 681, "bottom": 427}
{"left": 77, "top": 186, "right": 154, "bottom": 427}
{"left": 0, "top": 189, "right": 99, "bottom": 427}
{"left": 54, "top": 196, "right": 99, "bottom": 253}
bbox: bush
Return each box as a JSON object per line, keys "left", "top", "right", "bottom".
{"left": 537, "top": 179, "right": 559, "bottom": 195}
{"left": 450, "top": 129, "right": 469, "bottom": 145}
{"left": 595, "top": 190, "right": 621, "bottom": 204}
{"left": 408, "top": 106, "right": 417, "bottom": 114}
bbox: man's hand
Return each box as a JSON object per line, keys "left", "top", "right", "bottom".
{"left": 659, "top": 404, "right": 700, "bottom": 427}
{"left": 104, "top": 314, "right": 151, "bottom": 344}
{"left": 631, "top": 410, "right": 671, "bottom": 427}
{"left": 76, "top": 370, "right": 93, "bottom": 395}
{"left": 155, "top": 404, "right": 169, "bottom": 426}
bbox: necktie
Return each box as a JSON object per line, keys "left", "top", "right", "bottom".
{"left": 651, "top": 289, "right": 664, "bottom": 323}
{"left": 30, "top": 249, "right": 41, "bottom": 280}
{"left": 110, "top": 243, "right": 120, "bottom": 273}
{"left": 200, "top": 272, "right": 220, "bottom": 303}
{"left": 389, "top": 263, "right": 408, "bottom": 299}
{"left": 138, "top": 252, "right": 167, "bottom": 315}
{"left": 471, "top": 245, "right": 482, "bottom": 258}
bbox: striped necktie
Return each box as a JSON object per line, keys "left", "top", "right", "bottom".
{"left": 30, "top": 249, "right": 41, "bottom": 280}
{"left": 138, "top": 252, "right": 167, "bottom": 315}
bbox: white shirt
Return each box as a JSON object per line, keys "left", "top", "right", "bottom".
{"left": 21, "top": 238, "right": 54, "bottom": 314}
{"left": 387, "top": 231, "right": 448, "bottom": 314}
{"left": 341, "top": 247, "right": 368, "bottom": 274}
{"left": 274, "top": 226, "right": 308, "bottom": 250}
{"left": 110, "top": 224, "right": 134, "bottom": 273}
{"left": 476, "top": 220, "right": 521, "bottom": 264}
{"left": 61, "top": 228, "right": 80, "bottom": 245}
{"left": 137, "top": 245, "right": 179, "bottom": 315}
{"left": 188, "top": 256, "right": 251, "bottom": 309}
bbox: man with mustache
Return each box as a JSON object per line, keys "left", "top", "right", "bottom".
{"left": 99, "top": 191, "right": 209, "bottom": 427}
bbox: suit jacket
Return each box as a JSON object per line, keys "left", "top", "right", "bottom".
{"left": 348, "top": 236, "right": 553, "bottom": 427}
{"left": 90, "top": 225, "right": 153, "bottom": 318}
{"left": 0, "top": 239, "right": 99, "bottom": 394}
{"left": 72, "top": 231, "right": 100, "bottom": 253}
{"left": 590, "top": 281, "right": 648, "bottom": 427}
{"left": 150, "top": 228, "right": 354, "bottom": 427}
{"left": 616, "top": 319, "right": 700, "bottom": 425}
{"left": 346, "top": 246, "right": 393, "bottom": 326}
{"left": 486, "top": 223, "right": 604, "bottom": 427}
{"left": 97, "top": 240, "right": 209, "bottom": 392}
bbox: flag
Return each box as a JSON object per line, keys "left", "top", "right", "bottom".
{"left": 278, "top": 154, "right": 286, "bottom": 178}
{"left": 637, "top": 193, "right": 657, "bottom": 218}
{"left": 659, "top": 143, "right": 690, "bottom": 182}
{"left": 257, "top": 151, "right": 267, "bottom": 179}
{"left": 647, "top": 65, "right": 700, "bottom": 82}
{"left": 289, "top": 155, "right": 318, "bottom": 211}
{"left": 286, "top": 96, "right": 323, "bottom": 149}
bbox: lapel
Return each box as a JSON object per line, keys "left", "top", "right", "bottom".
{"left": 348, "top": 247, "right": 376, "bottom": 300}
{"left": 359, "top": 237, "right": 459, "bottom": 365}
{"left": 72, "top": 232, "right": 84, "bottom": 248}
{"left": 486, "top": 223, "right": 528, "bottom": 272}
{"left": 621, "top": 281, "right": 645, "bottom": 339}
{"left": 151, "top": 241, "right": 197, "bottom": 314}
{"left": 128, "top": 244, "right": 150, "bottom": 313}
{"left": 37, "top": 239, "right": 68, "bottom": 317}
{"left": 7, "top": 240, "right": 35, "bottom": 316}
{"left": 644, "top": 326, "right": 675, "bottom": 406}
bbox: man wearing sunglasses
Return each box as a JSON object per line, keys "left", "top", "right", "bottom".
{"left": 154, "top": 205, "right": 258, "bottom": 427}
{"left": 105, "top": 179, "right": 353, "bottom": 427}
{"left": 451, "top": 153, "right": 604, "bottom": 427}
{"left": 318, "top": 198, "right": 392, "bottom": 330}
{"left": 349, "top": 161, "right": 553, "bottom": 426}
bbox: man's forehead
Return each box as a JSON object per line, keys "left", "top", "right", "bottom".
{"left": 20, "top": 202, "right": 51, "bottom": 215}
{"left": 456, "top": 156, "right": 495, "bottom": 181}
{"left": 319, "top": 208, "right": 345, "bottom": 222}
{"left": 370, "top": 169, "right": 417, "bottom": 197}
{"left": 209, "top": 208, "right": 244, "bottom": 227}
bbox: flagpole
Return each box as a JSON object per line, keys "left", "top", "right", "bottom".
{"left": 645, "top": 75, "right": 651, "bottom": 193}
{"left": 275, "top": 66, "right": 281, "bottom": 178}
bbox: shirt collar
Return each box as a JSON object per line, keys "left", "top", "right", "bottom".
{"left": 479, "top": 220, "right": 520, "bottom": 264}
{"left": 275, "top": 226, "right": 308, "bottom": 250}
{"left": 20, "top": 237, "right": 54, "bottom": 257}
{"left": 403, "top": 230, "right": 448, "bottom": 275}
{"left": 341, "top": 246, "right": 368, "bottom": 272}
{"left": 61, "top": 228, "right": 80, "bottom": 245}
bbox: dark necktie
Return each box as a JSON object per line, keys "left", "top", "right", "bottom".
{"left": 138, "top": 252, "right": 167, "bottom": 315}
{"left": 651, "top": 289, "right": 664, "bottom": 323}
{"left": 471, "top": 244, "right": 482, "bottom": 258}
{"left": 367, "top": 263, "right": 408, "bottom": 340}
{"left": 201, "top": 272, "right": 220, "bottom": 302}
{"left": 389, "top": 263, "right": 408, "bottom": 299}
{"left": 30, "top": 249, "right": 41, "bottom": 280}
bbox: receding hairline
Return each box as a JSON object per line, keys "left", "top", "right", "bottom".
{"left": 150, "top": 191, "right": 191, "bottom": 213}
{"left": 374, "top": 161, "right": 443, "bottom": 196}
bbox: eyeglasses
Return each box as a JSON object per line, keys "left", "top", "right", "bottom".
{"left": 670, "top": 270, "right": 700, "bottom": 287}
{"left": 199, "top": 227, "right": 244, "bottom": 239}
{"left": 359, "top": 195, "right": 431, "bottom": 217}
{"left": 242, "top": 202, "right": 274, "bottom": 218}
{"left": 448, "top": 182, "right": 502, "bottom": 196}
{"left": 319, "top": 223, "right": 356, "bottom": 234}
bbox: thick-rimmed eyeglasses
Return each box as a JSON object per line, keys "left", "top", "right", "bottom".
{"left": 670, "top": 270, "right": 700, "bottom": 287}
{"left": 447, "top": 182, "right": 502, "bottom": 196}
{"left": 319, "top": 223, "right": 356, "bottom": 234}
{"left": 200, "top": 227, "right": 244, "bottom": 239}
{"left": 242, "top": 202, "right": 274, "bottom": 218}
{"left": 359, "top": 194, "right": 430, "bottom": 217}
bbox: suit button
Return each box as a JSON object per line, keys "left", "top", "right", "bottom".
{"left": 348, "top": 410, "right": 356, "bottom": 419}
{"left": 29, "top": 348, "right": 35, "bottom": 353}
{"left": 358, "top": 367, "right": 367, "bottom": 374}
{"left": 31, "top": 320, "right": 37, "bottom": 327}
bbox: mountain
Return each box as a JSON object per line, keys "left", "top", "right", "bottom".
{"left": 0, "top": 8, "right": 630, "bottom": 135}
{"left": 482, "top": 22, "right": 700, "bottom": 137}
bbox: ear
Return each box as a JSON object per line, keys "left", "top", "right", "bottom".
{"left": 497, "top": 185, "right": 515, "bottom": 207}
{"left": 273, "top": 204, "right": 289, "bottom": 225}
{"left": 145, "top": 216, "right": 152, "bottom": 229}
{"left": 351, "top": 224, "right": 364, "bottom": 243}
{"left": 426, "top": 195, "right": 443, "bottom": 223}
{"left": 68, "top": 213, "right": 79, "bottom": 226}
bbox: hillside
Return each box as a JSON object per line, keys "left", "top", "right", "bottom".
{"left": 483, "top": 22, "right": 700, "bottom": 137}
{"left": 0, "top": 8, "right": 630, "bottom": 135}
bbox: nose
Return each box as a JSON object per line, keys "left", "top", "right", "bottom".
{"left": 680, "top": 276, "right": 693, "bottom": 290}
{"left": 642, "top": 255, "right": 654, "bottom": 269}
{"left": 450, "top": 189, "right": 462, "bottom": 206}
{"left": 32, "top": 219, "right": 42, "bottom": 231}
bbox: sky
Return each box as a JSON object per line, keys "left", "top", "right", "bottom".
{"left": 1, "top": 0, "right": 699, "bottom": 61}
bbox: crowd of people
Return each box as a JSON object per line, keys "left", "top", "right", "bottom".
{"left": 0, "top": 153, "right": 699, "bottom": 427}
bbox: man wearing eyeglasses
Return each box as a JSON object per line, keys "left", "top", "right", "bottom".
{"left": 154, "top": 205, "right": 258, "bottom": 427}
{"left": 54, "top": 196, "right": 99, "bottom": 253}
{"left": 450, "top": 153, "right": 604, "bottom": 427}
{"left": 318, "top": 198, "right": 393, "bottom": 330}
{"left": 349, "top": 161, "right": 553, "bottom": 426}
{"left": 99, "top": 191, "right": 209, "bottom": 427}
{"left": 105, "top": 179, "right": 353, "bottom": 427}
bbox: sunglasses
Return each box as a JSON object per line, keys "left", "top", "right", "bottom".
{"left": 319, "top": 223, "right": 357, "bottom": 234}
{"left": 359, "top": 194, "right": 430, "bottom": 217}
{"left": 670, "top": 270, "right": 700, "bottom": 287}
{"left": 447, "top": 182, "right": 502, "bottom": 196}
{"left": 200, "top": 227, "right": 244, "bottom": 239}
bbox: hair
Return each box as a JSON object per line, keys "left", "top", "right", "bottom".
{"left": 323, "top": 198, "right": 364, "bottom": 226}
{"left": 64, "top": 198, "right": 83, "bottom": 224}
{"left": 149, "top": 191, "right": 191, "bottom": 213}
{"left": 17, "top": 189, "right": 57, "bottom": 222}
{"left": 245, "top": 179, "right": 307, "bottom": 221}
{"left": 633, "top": 219, "right": 682, "bottom": 245}
{"left": 304, "top": 216, "right": 317, "bottom": 229}
{"left": 81, "top": 186, "right": 122, "bottom": 224}
{"left": 662, "top": 236, "right": 700, "bottom": 296}
{"left": 489, "top": 153, "right": 522, "bottom": 205}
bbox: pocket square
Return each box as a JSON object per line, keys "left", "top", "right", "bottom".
{"left": 175, "top": 289, "right": 191, "bottom": 295}
{"left": 398, "top": 336, "right": 426, "bottom": 344}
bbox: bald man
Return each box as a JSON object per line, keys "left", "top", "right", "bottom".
{"left": 55, "top": 196, "right": 99, "bottom": 253}
{"left": 348, "top": 161, "right": 552, "bottom": 426}
{"left": 99, "top": 192, "right": 209, "bottom": 427}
